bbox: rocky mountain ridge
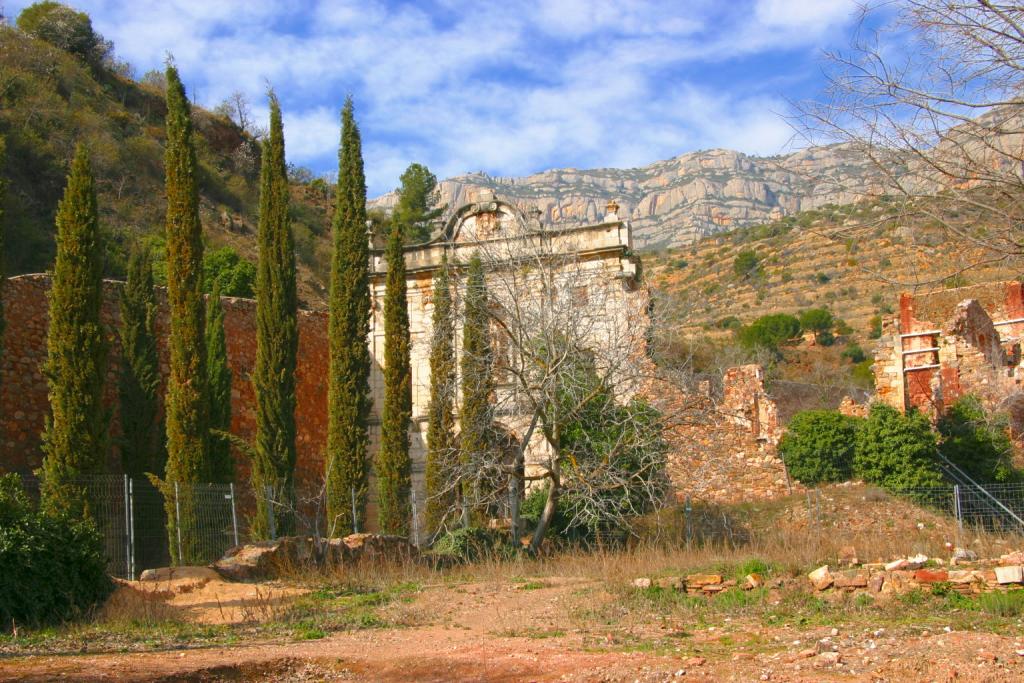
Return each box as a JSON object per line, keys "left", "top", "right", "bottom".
{"left": 371, "top": 144, "right": 881, "bottom": 249}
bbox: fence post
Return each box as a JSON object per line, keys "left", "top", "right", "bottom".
{"left": 351, "top": 486, "right": 359, "bottom": 534}
{"left": 265, "top": 485, "right": 277, "bottom": 540}
{"left": 229, "top": 483, "right": 240, "bottom": 547}
{"left": 684, "top": 496, "right": 692, "bottom": 546}
{"left": 411, "top": 487, "right": 420, "bottom": 547}
{"left": 128, "top": 477, "right": 136, "bottom": 581}
{"left": 954, "top": 484, "right": 963, "bottom": 546}
{"left": 123, "top": 475, "right": 131, "bottom": 580}
{"left": 174, "top": 481, "right": 182, "bottom": 565}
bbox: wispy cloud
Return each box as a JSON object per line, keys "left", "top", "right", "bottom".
{"left": 7, "top": 0, "right": 859, "bottom": 194}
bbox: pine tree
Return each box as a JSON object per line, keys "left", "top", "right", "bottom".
{"left": 458, "top": 253, "right": 493, "bottom": 526}
{"left": 206, "top": 282, "right": 233, "bottom": 484}
{"left": 40, "top": 144, "right": 108, "bottom": 519}
{"left": 391, "top": 163, "right": 443, "bottom": 244}
{"left": 163, "top": 63, "right": 209, "bottom": 563}
{"left": 326, "top": 97, "right": 371, "bottom": 536}
{"left": 377, "top": 220, "right": 411, "bottom": 534}
{"left": 424, "top": 256, "right": 457, "bottom": 534}
{"left": 119, "top": 246, "right": 163, "bottom": 477}
{"left": 252, "top": 92, "right": 298, "bottom": 538}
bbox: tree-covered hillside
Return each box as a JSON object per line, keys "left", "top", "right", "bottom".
{"left": 0, "top": 23, "right": 333, "bottom": 306}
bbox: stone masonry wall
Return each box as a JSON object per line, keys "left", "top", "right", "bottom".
{"left": 663, "top": 365, "right": 793, "bottom": 504}
{"left": 0, "top": 274, "right": 330, "bottom": 503}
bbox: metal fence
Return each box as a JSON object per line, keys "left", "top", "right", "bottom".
{"left": 19, "top": 475, "right": 238, "bottom": 580}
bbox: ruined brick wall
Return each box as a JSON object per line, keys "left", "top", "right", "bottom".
{"left": 0, "top": 274, "right": 330, "bottom": 501}
{"left": 873, "top": 281, "right": 1024, "bottom": 420}
{"left": 663, "top": 365, "right": 793, "bottom": 504}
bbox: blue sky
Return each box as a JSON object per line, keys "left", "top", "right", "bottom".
{"left": 9, "top": 0, "right": 865, "bottom": 196}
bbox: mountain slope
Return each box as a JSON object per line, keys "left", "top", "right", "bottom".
{"left": 371, "top": 145, "right": 880, "bottom": 249}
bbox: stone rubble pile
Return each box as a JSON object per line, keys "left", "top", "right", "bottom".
{"left": 212, "top": 533, "right": 417, "bottom": 582}
{"left": 631, "top": 571, "right": 775, "bottom": 594}
{"left": 807, "top": 549, "right": 1024, "bottom": 596}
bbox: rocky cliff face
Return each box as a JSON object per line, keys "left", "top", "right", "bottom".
{"left": 371, "top": 144, "right": 880, "bottom": 249}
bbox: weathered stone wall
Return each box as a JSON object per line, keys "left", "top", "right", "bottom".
{"left": 0, "top": 274, "right": 330, "bottom": 501}
{"left": 663, "top": 365, "right": 793, "bottom": 504}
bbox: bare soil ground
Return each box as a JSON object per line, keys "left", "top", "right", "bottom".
{"left": 3, "top": 573, "right": 1024, "bottom": 682}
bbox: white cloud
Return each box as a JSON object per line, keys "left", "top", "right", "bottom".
{"left": 5, "top": 0, "right": 861, "bottom": 193}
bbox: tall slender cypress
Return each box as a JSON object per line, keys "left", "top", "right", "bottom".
{"left": 377, "top": 220, "right": 411, "bottom": 534}
{"left": 119, "top": 247, "right": 163, "bottom": 477}
{"left": 206, "top": 283, "right": 233, "bottom": 484}
{"left": 0, "top": 136, "right": 6, "bottom": 392}
{"left": 424, "top": 255, "right": 456, "bottom": 534}
{"left": 326, "top": 97, "right": 371, "bottom": 536}
{"left": 252, "top": 92, "right": 298, "bottom": 538}
{"left": 458, "top": 253, "right": 493, "bottom": 526}
{"left": 163, "top": 64, "right": 208, "bottom": 563}
{"left": 40, "top": 145, "right": 108, "bottom": 519}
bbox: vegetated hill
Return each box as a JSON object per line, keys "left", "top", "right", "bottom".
{"left": 371, "top": 145, "right": 881, "bottom": 250}
{"left": 649, "top": 198, "right": 1022, "bottom": 342}
{"left": 0, "top": 26, "right": 333, "bottom": 307}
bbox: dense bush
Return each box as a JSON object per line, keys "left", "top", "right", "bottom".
{"left": 778, "top": 410, "right": 861, "bottom": 484}
{"left": 733, "top": 249, "right": 762, "bottom": 279}
{"left": 938, "top": 396, "right": 1021, "bottom": 483}
{"left": 853, "top": 404, "right": 946, "bottom": 492}
{"left": 841, "top": 342, "right": 867, "bottom": 364}
{"left": 0, "top": 474, "right": 112, "bottom": 628}
{"left": 737, "top": 313, "right": 801, "bottom": 354}
{"left": 430, "top": 527, "right": 515, "bottom": 563}
{"left": 17, "top": 2, "right": 110, "bottom": 68}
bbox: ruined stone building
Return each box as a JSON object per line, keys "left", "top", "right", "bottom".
{"left": 873, "top": 281, "right": 1024, "bottom": 430}
{"left": 0, "top": 193, "right": 649, "bottom": 533}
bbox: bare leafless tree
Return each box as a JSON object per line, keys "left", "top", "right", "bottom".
{"left": 796, "top": 1, "right": 1024, "bottom": 277}
{"left": 429, "top": 208, "right": 674, "bottom": 552}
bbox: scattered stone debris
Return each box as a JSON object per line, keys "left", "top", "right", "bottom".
{"left": 212, "top": 534, "right": 417, "bottom": 581}
{"left": 808, "top": 549, "right": 1024, "bottom": 597}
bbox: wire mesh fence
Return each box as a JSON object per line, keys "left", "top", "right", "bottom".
{"left": 15, "top": 472, "right": 1024, "bottom": 579}
{"left": 17, "top": 474, "right": 238, "bottom": 580}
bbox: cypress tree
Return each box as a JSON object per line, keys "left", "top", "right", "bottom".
{"left": 119, "top": 246, "right": 163, "bottom": 477}
{"left": 458, "top": 253, "right": 493, "bottom": 526}
{"left": 0, "top": 136, "right": 6, "bottom": 390}
{"left": 163, "top": 64, "right": 208, "bottom": 563}
{"left": 424, "top": 256, "right": 456, "bottom": 534}
{"left": 40, "top": 144, "right": 108, "bottom": 519}
{"left": 252, "top": 92, "right": 298, "bottom": 538}
{"left": 377, "top": 219, "right": 411, "bottom": 535}
{"left": 326, "top": 97, "right": 371, "bottom": 536}
{"left": 206, "top": 283, "right": 233, "bottom": 484}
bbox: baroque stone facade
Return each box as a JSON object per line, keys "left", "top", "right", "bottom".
{"left": 873, "top": 281, "right": 1024, "bottom": 427}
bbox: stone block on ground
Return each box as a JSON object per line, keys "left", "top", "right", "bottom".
{"left": 913, "top": 568, "right": 948, "bottom": 584}
{"left": 808, "top": 565, "right": 833, "bottom": 591}
{"left": 212, "top": 536, "right": 316, "bottom": 582}
{"left": 995, "top": 565, "right": 1024, "bottom": 585}
{"left": 686, "top": 573, "right": 723, "bottom": 587}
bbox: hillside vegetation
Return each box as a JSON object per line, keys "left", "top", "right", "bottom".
{"left": 0, "top": 26, "right": 333, "bottom": 306}
{"left": 650, "top": 199, "right": 1021, "bottom": 341}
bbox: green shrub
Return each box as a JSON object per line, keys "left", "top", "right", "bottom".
{"left": 841, "top": 343, "right": 867, "bottom": 364}
{"left": 0, "top": 474, "right": 112, "bottom": 628}
{"left": 854, "top": 405, "right": 946, "bottom": 492}
{"left": 778, "top": 410, "right": 861, "bottom": 484}
{"left": 814, "top": 272, "right": 830, "bottom": 284}
{"left": 851, "top": 359, "right": 874, "bottom": 386}
{"left": 737, "top": 313, "right": 801, "bottom": 354}
{"left": 430, "top": 527, "right": 515, "bottom": 563}
{"left": 203, "top": 246, "right": 257, "bottom": 298}
{"left": 868, "top": 315, "right": 883, "bottom": 339}
{"left": 733, "top": 250, "right": 762, "bottom": 280}
{"left": 938, "top": 396, "right": 1021, "bottom": 483}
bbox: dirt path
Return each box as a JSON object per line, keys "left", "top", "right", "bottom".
{"left": 2, "top": 577, "right": 1024, "bottom": 682}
